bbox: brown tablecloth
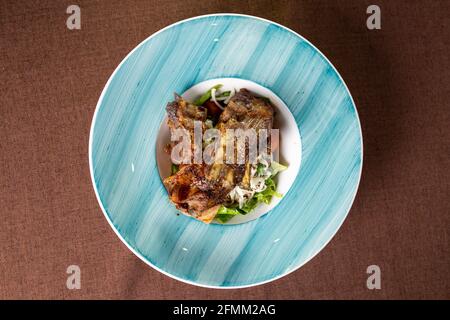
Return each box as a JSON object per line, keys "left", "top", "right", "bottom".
{"left": 1, "top": 0, "right": 449, "bottom": 299}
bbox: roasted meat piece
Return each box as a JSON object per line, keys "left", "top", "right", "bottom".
{"left": 163, "top": 165, "right": 226, "bottom": 223}
{"left": 218, "top": 89, "right": 274, "bottom": 131}
{"left": 163, "top": 89, "right": 275, "bottom": 223}
{"left": 166, "top": 94, "right": 207, "bottom": 132}
{"left": 214, "top": 89, "right": 274, "bottom": 190}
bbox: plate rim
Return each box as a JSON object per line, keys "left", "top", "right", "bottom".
{"left": 88, "top": 13, "right": 364, "bottom": 289}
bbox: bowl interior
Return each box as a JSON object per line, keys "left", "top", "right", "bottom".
{"left": 90, "top": 14, "right": 362, "bottom": 288}
{"left": 156, "top": 78, "right": 302, "bottom": 224}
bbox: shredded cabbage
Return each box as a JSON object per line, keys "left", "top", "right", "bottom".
{"left": 216, "top": 177, "right": 283, "bottom": 223}
{"left": 210, "top": 88, "right": 224, "bottom": 110}
{"left": 193, "top": 84, "right": 222, "bottom": 105}
{"left": 216, "top": 155, "right": 288, "bottom": 223}
{"left": 224, "top": 87, "right": 235, "bottom": 104}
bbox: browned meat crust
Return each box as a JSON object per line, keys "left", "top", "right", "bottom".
{"left": 163, "top": 89, "right": 274, "bottom": 223}
{"left": 218, "top": 89, "right": 274, "bottom": 131}
{"left": 166, "top": 94, "right": 207, "bottom": 132}
{"left": 163, "top": 164, "right": 230, "bottom": 223}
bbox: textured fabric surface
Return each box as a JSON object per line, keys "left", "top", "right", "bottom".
{"left": 0, "top": 0, "right": 449, "bottom": 299}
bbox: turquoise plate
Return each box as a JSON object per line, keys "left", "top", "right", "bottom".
{"left": 89, "top": 14, "right": 363, "bottom": 288}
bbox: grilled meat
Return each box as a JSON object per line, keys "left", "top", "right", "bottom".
{"left": 165, "top": 94, "right": 206, "bottom": 170}
{"left": 214, "top": 89, "right": 274, "bottom": 190}
{"left": 166, "top": 94, "right": 207, "bottom": 132}
{"left": 164, "top": 95, "right": 222, "bottom": 223}
{"left": 218, "top": 89, "right": 274, "bottom": 131}
{"left": 163, "top": 89, "right": 274, "bottom": 223}
{"left": 163, "top": 165, "right": 227, "bottom": 223}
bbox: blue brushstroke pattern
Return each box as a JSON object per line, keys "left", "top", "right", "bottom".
{"left": 90, "top": 15, "right": 362, "bottom": 287}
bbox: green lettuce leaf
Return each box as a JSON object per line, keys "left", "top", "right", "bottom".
{"left": 193, "top": 84, "right": 223, "bottom": 105}
{"left": 215, "top": 205, "right": 241, "bottom": 223}
{"left": 171, "top": 163, "right": 179, "bottom": 175}
{"left": 256, "top": 177, "right": 282, "bottom": 204}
